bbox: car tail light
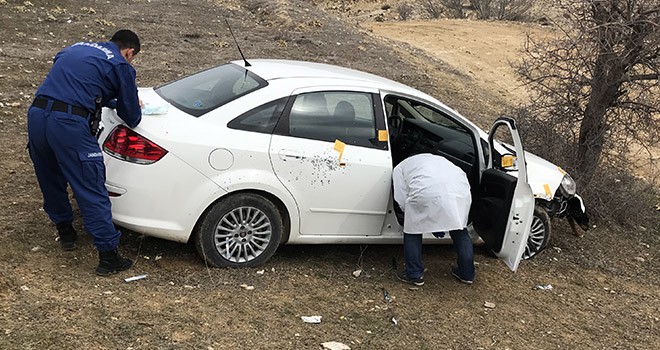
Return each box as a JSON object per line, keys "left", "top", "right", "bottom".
{"left": 103, "top": 125, "right": 168, "bottom": 165}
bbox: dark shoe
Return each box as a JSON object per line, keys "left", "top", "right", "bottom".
{"left": 397, "top": 271, "right": 424, "bottom": 286}
{"left": 55, "top": 222, "right": 78, "bottom": 251}
{"left": 96, "top": 249, "right": 133, "bottom": 276}
{"left": 451, "top": 267, "right": 474, "bottom": 284}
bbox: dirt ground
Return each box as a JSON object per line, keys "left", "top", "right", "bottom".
{"left": 0, "top": 0, "right": 658, "bottom": 349}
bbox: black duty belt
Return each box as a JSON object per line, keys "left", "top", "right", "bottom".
{"left": 31, "top": 97, "right": 91, "bottom": 118}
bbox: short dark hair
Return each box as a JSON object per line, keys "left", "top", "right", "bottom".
{"left": 110, "top": 29, "right": 140, "bottom": 55}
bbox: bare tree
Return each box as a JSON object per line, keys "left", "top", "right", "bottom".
{"left": 517, "top": 0, "right": 660, "bottom": 188}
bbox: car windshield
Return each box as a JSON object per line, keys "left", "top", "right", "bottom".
{"left": 409, "top": 102, "right": 469, "bottom": 134}
{"left": 154, "top": 63, "right": 267, "bottom": 117}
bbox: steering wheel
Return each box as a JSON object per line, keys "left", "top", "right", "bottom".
{"left": 388, "top": 114, "right": 404, "bottom": 144}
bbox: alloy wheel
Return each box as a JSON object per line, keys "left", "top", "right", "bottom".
{"left": 214, "top": 206, "right": 272, "bottom": 263}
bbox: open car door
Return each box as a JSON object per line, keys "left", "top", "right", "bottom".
{"left": 472, "top": 117, "right": 534, "bottom": 271}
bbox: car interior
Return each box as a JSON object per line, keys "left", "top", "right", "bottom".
{"left": 385, "top": 96, "right": 481, "bottom": 193}
{"left": 385, "top": 95, "right": 517, "bottom": 251}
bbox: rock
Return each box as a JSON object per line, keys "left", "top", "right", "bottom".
{"left": 634, "top": 257, "right": 646, "bottom": 263}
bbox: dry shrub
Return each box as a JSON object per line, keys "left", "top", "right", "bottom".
{"left": 515, "top": 107, "right": 660, "bottom": 229}
{"left": 243, "top": 0, "right": 276, "bottom": 15}
{"left": 438, "top": 0, "right": 466, "bottom": 18}
{"left": 421, "top": 0, "right": 444, "bottom": 18}
{"left": 397, "top": 2, "right": 414, "bottom": 20}
{"left": 471, "top": 0, "right": 535, "bottom": 21}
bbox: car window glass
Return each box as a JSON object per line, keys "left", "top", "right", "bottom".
{"left": 227, "top": 97, "right": 288, "bottom": 134}
{"left": 288, "top": 92, "right": 377, "bottom": 148}
{"left": 154, "top": 63, "right": 267, "bottom": 117}
{"left": 481, "top": 138, "right": 490, "bottom": 163}
{"left": 412, "top": 103, "right": 465, "bottom": 131}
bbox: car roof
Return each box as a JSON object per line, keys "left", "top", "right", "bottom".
{"left": 233, "top": 59, "right": 421, "bottom": 95}
{"left": 231, "top": 59, "right": 466, "bottom": 128}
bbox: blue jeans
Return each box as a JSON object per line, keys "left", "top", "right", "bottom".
{"left": 404, "top": 228, "right": 475, "bottom": 280}
{"left": 403, "top": 233, "right": 424, "bottom": 279}
{"left": 449, "top": 228, "right": 475, "bottom": 281}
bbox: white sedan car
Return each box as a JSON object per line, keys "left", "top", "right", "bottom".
{"left": 99, "top": 59, "right": 587, "bottom": 269}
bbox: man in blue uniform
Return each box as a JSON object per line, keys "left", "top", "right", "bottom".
{"left": 27, "top": 30, "right": 142, "bottom": 276}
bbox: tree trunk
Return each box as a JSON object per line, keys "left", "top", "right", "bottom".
{"left": 575, "top": 55, "right": 624, "bottom": 188}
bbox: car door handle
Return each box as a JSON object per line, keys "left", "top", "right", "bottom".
{"left": 278, "top": 149, "right": 304, "bottom": 161}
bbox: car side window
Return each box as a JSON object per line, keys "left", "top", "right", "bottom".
{"left": 287, "top": 91, "right": 377, "bottom": 148}
{"left": 227, "top": 97, "right": 288, "bottom": 134}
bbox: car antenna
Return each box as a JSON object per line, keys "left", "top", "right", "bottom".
{"left": 225, "top": 18, "right": 251, "bottom": 67}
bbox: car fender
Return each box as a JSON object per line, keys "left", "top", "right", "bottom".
{"left": 205, "top": 168, "right": 300, "bottom": 241}
{"left": 524, "top": 151, "right": 564, "bottom": 201}
{"left": 473, "top": 127, "right": 566, "bottom": 203}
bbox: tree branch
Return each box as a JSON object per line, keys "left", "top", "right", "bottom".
{"left": 625, "top": 73, "right": 659, "bottom": 81}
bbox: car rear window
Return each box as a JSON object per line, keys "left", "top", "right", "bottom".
{"left": 154, "top": 63, "right": 267, "bottom": 117}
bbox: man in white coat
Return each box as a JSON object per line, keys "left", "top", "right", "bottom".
{"left": 393, "top": 153, "right": 475, "bottom": 286}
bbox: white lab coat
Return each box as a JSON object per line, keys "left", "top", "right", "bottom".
{"left": 393, "top": 153, "right": 472, "bottom": 234}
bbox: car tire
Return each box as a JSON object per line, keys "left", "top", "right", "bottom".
{"left": 195, "top": 193, "right": 283, "bottom": 268}
{"left": 523, "top": 205, "right": 551, "bottom": 260}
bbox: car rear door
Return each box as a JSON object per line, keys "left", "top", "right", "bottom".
{"left": 471, "top": 117, "right": 534, "bottom": 272}
{"left": 269, "top": 89, "right": 392, "bottom": 236}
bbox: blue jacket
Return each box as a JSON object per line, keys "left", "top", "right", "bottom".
{"left": 35, "top": 41, "right": 141, "bottom": 128}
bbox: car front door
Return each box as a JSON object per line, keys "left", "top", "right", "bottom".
{"left": 269, "top": 89, "right": 391, "bottom": 236}
{"left": 472, "top": 117, "right": 534, "bottom": 271}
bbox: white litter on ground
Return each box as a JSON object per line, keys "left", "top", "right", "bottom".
{"left": 301, "top": 316, "right": 322, "bottom": 324}
{"left": 321, "top": 341, "right": 350, "bottom": 350}
{"left": 124, "top": 274, "right": 148, "bottom": 282}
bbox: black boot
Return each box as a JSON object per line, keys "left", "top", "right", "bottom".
{"left": 96, "top": 249, "right": 133, "bottom": 276}
{"left": 55, "top": 222, "right": 78, "bottom": 251}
